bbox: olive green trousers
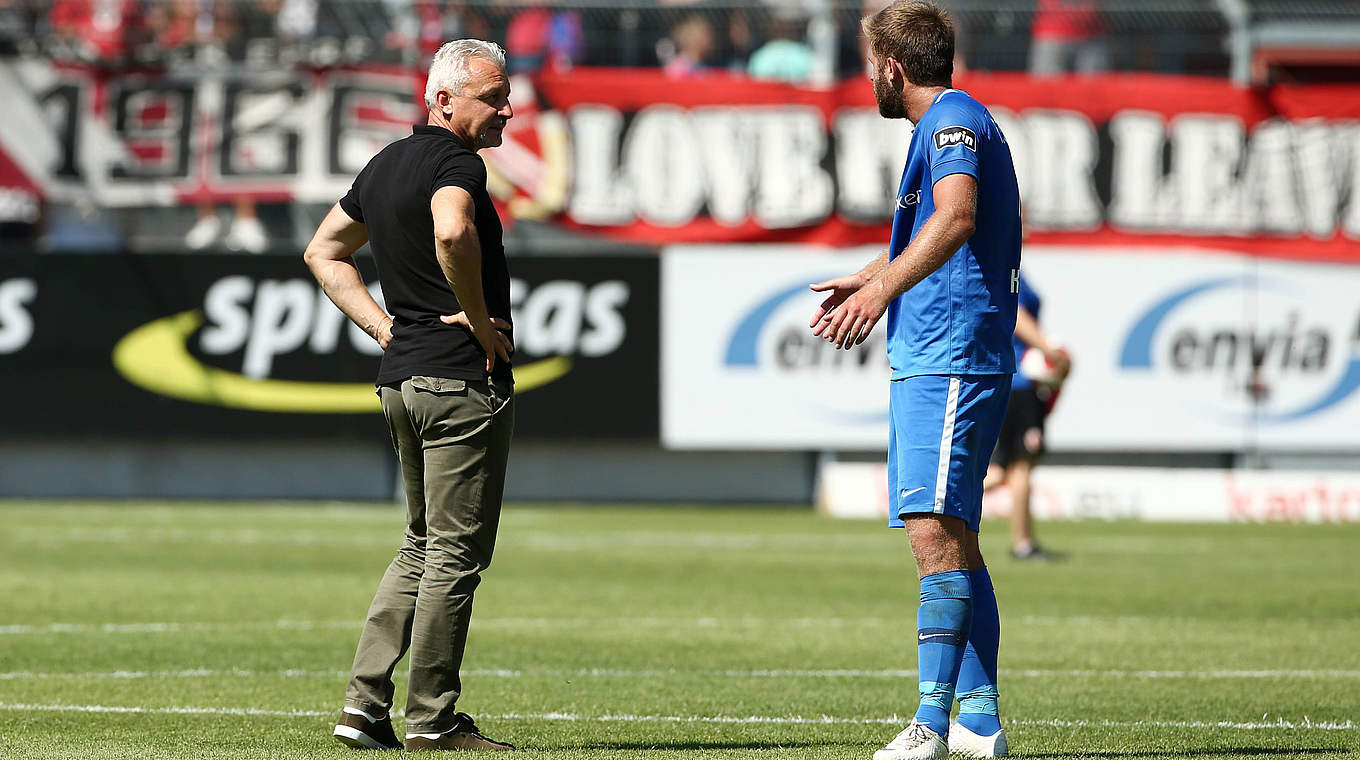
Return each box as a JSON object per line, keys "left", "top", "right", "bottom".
{"left": 344, "top": 375, "right": 514, "bottom": 734}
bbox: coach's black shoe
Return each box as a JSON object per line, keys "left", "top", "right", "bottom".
{"left": 334, "top": 711, "right": 403, "bottom": 750}
{"left": 405, "top": 712, "right": 515, "bottom": 751}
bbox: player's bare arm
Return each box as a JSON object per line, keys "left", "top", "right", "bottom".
{"left": 302, "top": 203, "right": 391, "bottom": 349}
{"left": 431, "top": 184, "right": 513, "bottom": 373}
{"left": 814, "top": 173, "right": 978, "bottom": 349}
{"left": 1014, "top": 304, "right": 1071, "bottom": 379}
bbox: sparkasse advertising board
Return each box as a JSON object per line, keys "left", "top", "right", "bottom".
{"left": 662, "top": 246, "right": 1360, "bottom": 452}
{"left": 1, "top": 253, "right": 657, "bottom": 440}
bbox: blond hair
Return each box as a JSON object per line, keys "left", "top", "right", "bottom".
{"left": 861, "top": 1, "right": 954, "bottom": 87}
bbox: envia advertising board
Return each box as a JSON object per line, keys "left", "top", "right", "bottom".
{"left": 662, "top": 246, "right": 1360, "bottom": 451}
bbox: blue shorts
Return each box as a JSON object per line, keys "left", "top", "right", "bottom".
{"left": 887, "top": 374, "right": 1012, "bottom": 532}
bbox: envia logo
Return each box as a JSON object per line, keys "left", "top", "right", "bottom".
{"left": 112, "top": 275, "right": 627, "bottom": 413}
{"left": 1119, "top": 276, "right": 1360, "bottom": 423}
{"left": 724, "top": 276, "right": 889, "bottom": 422}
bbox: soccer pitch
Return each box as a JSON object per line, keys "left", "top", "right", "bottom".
{"left": 0, "top": 502, "right": 1356, "bottom": 759}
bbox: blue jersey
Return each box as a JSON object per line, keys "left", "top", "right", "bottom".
{"left": 1011, "top": 275, "right": 1041, "bottom": 390}
{"left": 886, "top": 89, "right": 1021, "bottom": 379}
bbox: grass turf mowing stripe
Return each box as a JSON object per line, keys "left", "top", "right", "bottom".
{"left": 0, "top": 703, "right": 1354, "bottom": 732}
{"left": 3, "top": 667, "right": 1359, "bottom": 681}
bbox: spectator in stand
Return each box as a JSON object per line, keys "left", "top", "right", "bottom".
{"left": 506, "top": 5, "right": 583, "bottom": 74}
{"left": 379, "top": 1, "right": 489, "bottom": 61}
{"left": 142, "top": 0, "right": 242, "bottom": 58}
{"left": 0, "top": 0, "right": 36, "bottom": 57}
{"left": 142, "top": 0, "right": 194, "bottom": 53}
{"left": 747, "top": 5, "right": 813, "bottom": 83}
{"left": 240, "top": 0, "right": 318, "bottom": 46}
{"left": 48, "top": 0, "right": 140, "bottom": 62}
{"left": 157, "top": 0, "right": 269, "bottom": 254}
{"left": 185, "top": 196, "right": 270, "bottom": 254}
{"left": 724, "top": 7, "right": 756, "bottom": 72}
{"left": 661, "top": 13, "right": 716, "bottom": 78}
{"left": 1029, "top": 0, "right": 1108, "bottom": 76}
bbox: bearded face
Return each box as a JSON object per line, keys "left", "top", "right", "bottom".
{"left": 873, "top": 65, "right": 906, "bottom": 120}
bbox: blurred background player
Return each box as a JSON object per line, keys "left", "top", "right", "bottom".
{"left": 984, "top": 274, "right": 1070, "bottom": 560}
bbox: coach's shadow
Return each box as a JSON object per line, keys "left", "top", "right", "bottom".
{"left": 1024, "top": 747, "right": 1345, "bottom": 759}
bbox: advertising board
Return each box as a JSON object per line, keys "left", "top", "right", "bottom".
{"left": 662, "top": 245, "right": 1360, "bottom": 451}
{"left": 0, "top": 253, "right": 657, "bottom": 440}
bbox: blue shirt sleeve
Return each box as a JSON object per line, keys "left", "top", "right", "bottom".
{"left": 925, "top": 101, "right": 984, "bottom": 184}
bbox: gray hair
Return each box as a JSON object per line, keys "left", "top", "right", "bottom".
{"left": 424, "top": 39, "right": 507, "bottom": 111}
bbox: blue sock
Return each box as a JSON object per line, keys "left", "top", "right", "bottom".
{"left": 956, "top": 567, "right": 1001, "bottom": 736}
{"left": 913, "top": 569, "right": 972, "bottom": 737}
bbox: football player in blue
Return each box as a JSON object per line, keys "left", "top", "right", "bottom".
{"left": 810, "top": 2, "right": 1020, "bottom": 758}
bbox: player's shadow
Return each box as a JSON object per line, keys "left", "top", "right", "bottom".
{"left": 560, "top": 739, "right": 831, "bottom": 751}
{"left": 1023, "top": 747, "right": 1345, "bottom": 759}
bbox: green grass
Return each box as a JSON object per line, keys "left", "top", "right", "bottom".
{"left": 1, "top": 502, "right": 1357, "bottom": 759}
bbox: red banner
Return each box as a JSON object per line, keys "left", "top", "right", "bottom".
{"left": 1, "top": 61, "right": 1357, "bottom": 259}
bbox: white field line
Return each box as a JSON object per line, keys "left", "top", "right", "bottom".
{"left": 0, "top": 702, "right": 1353, "bottom": 732}
{"left": 7, "top": 527, "right": 1321, "bottom": 555}
{"left": 2, "top": 667, "right": 1357, "bottom": 682}
{"left": 3, "top": 614, "right": 1357, "bottom": 636}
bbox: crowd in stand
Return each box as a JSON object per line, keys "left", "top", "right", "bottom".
{"left": 0, "top": 0, "right": 1123, "bottom": 79}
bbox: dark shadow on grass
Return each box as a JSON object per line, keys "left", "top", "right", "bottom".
{"left": 557, "top": 739, "right": 839, "bottom": 751}
{"left": 1020, "top": 747, "right": 1346, "bottom": 759}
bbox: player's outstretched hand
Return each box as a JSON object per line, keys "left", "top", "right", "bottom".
{"left": 808, "top": 274, "right": 866, "bottom": 329}
{"left": 813, "top": 281, "right": 888, "bottom": 350}
{"left": 440, "top": 312, "right": 513, "bottom": 373}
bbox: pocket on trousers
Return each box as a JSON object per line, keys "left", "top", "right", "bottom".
{"left": 409, "top": 376, "right": 469, "bottom": 395}
{"left": 404, "top": 376, "right": 488, "bottom": 446}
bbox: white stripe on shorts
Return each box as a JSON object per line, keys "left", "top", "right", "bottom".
{"left": 933, "top": 376, "right": 961, "bottom": 514}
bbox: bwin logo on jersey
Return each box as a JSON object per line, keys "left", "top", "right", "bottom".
{"left": 933, "top": 126, "right": 977, "bottom": 151}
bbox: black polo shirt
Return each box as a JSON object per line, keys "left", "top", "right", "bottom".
{"left": 339, "top": 124, "right": 512, "bottom": 386}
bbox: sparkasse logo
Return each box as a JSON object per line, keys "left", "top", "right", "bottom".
{"left": 112, "top": 275, "right": 629, "bottom": 413}
{"left": 1118, "top": 276, "right": 1360, "bottom": 422}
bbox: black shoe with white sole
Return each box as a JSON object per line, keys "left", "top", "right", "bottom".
{"left": 405, "top": 713, "right": 515, "bottom": 752}
{"left": 334, "top": 711, "right": 403, "bottom": 750}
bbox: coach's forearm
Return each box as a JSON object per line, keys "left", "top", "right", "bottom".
{"left": 435, "top": 226, "right": 491, "bottom": 325}
{"left": 306, "top": 254, "right": 390, "bottom": 341}
{"left": 874, "top": 211, "right": 974, "bottom": 300}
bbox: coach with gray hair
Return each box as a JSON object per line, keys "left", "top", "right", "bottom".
{"left": 303, "top": 39, "right": 517, "bottom": 752}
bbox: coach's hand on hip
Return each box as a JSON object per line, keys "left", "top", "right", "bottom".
{"left": 440, "top": 312, "right": 513, "bottom": 372}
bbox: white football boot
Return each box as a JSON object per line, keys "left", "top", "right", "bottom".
{"left": 947, "top": 722, "right": 1008, "bottom": 758}
{"left": 872, "top": 720, "right": 948, "bottom": 760}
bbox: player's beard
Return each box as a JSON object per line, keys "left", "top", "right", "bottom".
{"left": 873, "top": 70, "right": 906, "bottom": 119}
